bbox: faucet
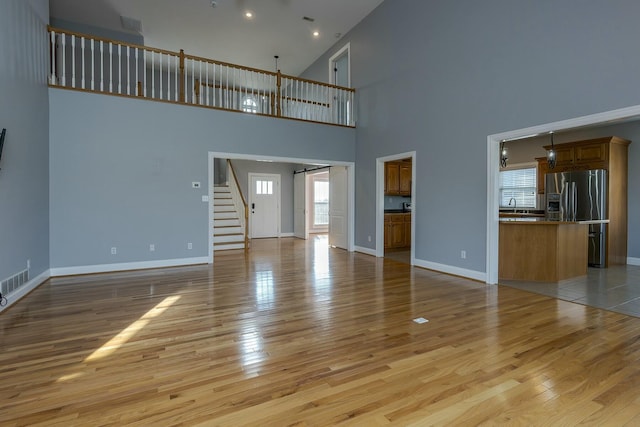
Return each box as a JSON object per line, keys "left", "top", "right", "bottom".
{"left": 508, "top": 198, "right": 517, "bottom": 213}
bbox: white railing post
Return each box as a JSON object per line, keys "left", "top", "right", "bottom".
{"left": 49, "top": 30, "right": 56, "bottom": 85}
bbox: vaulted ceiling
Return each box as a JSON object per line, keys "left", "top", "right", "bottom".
{"left": 49, "top": 0, "right": 385, "bottom": 76}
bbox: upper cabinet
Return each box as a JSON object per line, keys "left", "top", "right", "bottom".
{"left": 536, "top": 136, "right": 630, "bottom": 194}
{"left": 385, "top": 160, "right": 412, "bottom": 196}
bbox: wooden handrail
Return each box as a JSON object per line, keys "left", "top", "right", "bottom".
{"left": 47, "top": 26, "right": 356, "bottom": 127}
{"left": 227, "top": 160, "right": 249, "bottom": 251}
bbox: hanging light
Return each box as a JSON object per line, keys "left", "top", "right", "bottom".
{"left": 547, "top": 131, "right": 556, "bottom": 169}
{"left": 500, "top": 140, "right": 508, "bottom": 168}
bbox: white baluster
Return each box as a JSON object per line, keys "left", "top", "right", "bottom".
{"left": 174, "top": 55, "right": 178, "bottom": 101}
{"left": 49, "top": 31, "right": 56, "bottom": 85}
{"left": 61, "top": 33, "right": 66, "bottom": 86}
{"left": 118, "top": 44, "right": 122, "bottom": 94}
{"left": 159, "top": 53, "right": 163, "bottom": 100}
{"left": 109, "top": 42, "right": 113, "bottom": 92}
{"left": 100, "top": 40, "right": 104, "bottom": 91}
{"left": 91, "top": 39, "right": 95, "bottom": 90}
{"left": 81, "top": 37, "right": 85, "bottom": 89}
{"left": 71, "top": 35, "right": 75, "bottom": 87}
{"left": 151, "top": 51, "right": 155, "bottom": 98}
{"left": 126, "top": 46, "right": 130, "bottom": 95}
{"left": 143, "top": 49, "right": 147, "bottom": 97}
{"left": 205, "top": 62, "right": 209, "bottom": 106}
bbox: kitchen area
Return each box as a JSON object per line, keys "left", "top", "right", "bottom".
{"left": 384, "top": 158, "right": 412, "bottom": 262}
{"left": 498, "top": 136, "right": 631, "bottom": 283}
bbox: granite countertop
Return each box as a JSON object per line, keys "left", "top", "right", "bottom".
{"left": 499, "top": 218, "right": 610, "bottom": 225}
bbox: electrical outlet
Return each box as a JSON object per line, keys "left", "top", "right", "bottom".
{"left": 149, "top": 244, "right": 155, "bottom": 252}
{"left": 111, "top": 247, "right": 117, "bottom": 255}
{"left": 187, "top": 242, "right": 193, "bottom": 250}
{"left": 27, "top": 259, "right": 31, "bottom": 269}
{"left": 461, "top": 250, "right": 466, "bottom": 259}
{"left": 368, "top": 235, "right": 372, "bottom": 242}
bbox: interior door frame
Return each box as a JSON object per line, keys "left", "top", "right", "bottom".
{"left": 486, "top": 104, "right": 640, "bottom": 284}
{"left": 376, "top": 151, "right": 416, "bottom": 264}
{"left": 248, "top": 172, "right": 281, "bottom": 238}
{"left": 328, "top": 42, "right": 351, "bottom": 87}
{"left": 208, "top": 152, "right": 355, "bottom": 263}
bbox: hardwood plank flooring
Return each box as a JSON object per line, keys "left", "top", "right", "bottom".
{"left": 2, "top": 235, "right": 640, "bottom": 425}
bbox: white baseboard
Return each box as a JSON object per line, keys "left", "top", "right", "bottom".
{"left": 628, "top": 257, "right": 640, "bottom": 266}
{"left": 0, "top": 269, "right": 51, "bottom": 314}
{"left": 279, "top": 232, "right": 294, "bottom": 238}
{"left": 413, "top": 258, "right": 486, "bottom": 283}
{"left": 354, "top": 245, "right": 377, "bottom": 256}
{"left": 50, "top": 257, "right": 209, "bottom": 278}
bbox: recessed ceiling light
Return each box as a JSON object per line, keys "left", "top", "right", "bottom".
{"left": 312, "top": 30, "right": 320, "bottom": 37}
{"left": 245, "top": 11, "right": 253, "bottom": 19}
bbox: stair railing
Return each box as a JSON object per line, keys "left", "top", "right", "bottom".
{"left": 227, "top": 160, "right": 249, "bottom": 251}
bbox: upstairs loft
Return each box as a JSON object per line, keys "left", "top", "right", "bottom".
{"left": 47, "top": 27, "right": 355, "bottom": 128}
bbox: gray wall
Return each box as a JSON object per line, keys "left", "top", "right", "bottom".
{"left": 303, "top": 0, "right": 640, "bottom": 272}
{"left": 0, "top": 0, "right": 50, "bottom": 280}
{"left": 230, "top": 159, "right": 298, "bottom": 234}
{"left": 49, "top": 89, "right": 355, "bottom": 268}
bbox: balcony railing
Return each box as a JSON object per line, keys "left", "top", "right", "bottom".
{"left": 47, "top": 27, "right": 355, "bottom": 127}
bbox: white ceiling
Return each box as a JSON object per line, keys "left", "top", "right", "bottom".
{"left": 49, "top": 0, "right": 385, "bottom": 76}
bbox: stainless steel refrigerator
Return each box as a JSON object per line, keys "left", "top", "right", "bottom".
{"left": 545, "top": 169, "right": 607, "bottom": 267}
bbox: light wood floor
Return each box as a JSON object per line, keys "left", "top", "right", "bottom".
{"left": 2, "top": 236, "right": 640, "bottom": 425}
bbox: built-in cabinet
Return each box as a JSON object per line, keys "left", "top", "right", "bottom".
{"left": 385, "top": 161, "right": 412, "bottom": 196}
{"left": 384, "top": 213, "right": 411, "bottom": 249}
{"left": 536, "top": 136, "right": 631, "bottom": 266}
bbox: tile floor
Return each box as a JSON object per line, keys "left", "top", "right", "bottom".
{"left": 500, "top": 264, "right": 640, "bottom": 317}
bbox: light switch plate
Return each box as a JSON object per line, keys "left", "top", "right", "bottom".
{"left": 202, "top": 195, "right": 209, "bottom": 202}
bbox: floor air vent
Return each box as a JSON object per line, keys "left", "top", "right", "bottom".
{"left": 1, "top": 269, "right": 29, "bottom": 297}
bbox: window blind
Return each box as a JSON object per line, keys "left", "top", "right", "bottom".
{"left": 499, "top": 167, "right": 536, "bottom": 208}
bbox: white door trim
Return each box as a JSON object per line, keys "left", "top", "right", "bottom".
{"left": 208, "top": 152, "right": 355, "bottom": 264}
{"left": 376, "top": 151, "right": 416, "bottom": 264}
{"left": 248, "top": 172, "right": 281, "bottom": 238}
{"left": 329, "top": 42, "right": 351, "bottom": 87}
{"left": 486, "top": 104, "right": 640, "bottom": 284}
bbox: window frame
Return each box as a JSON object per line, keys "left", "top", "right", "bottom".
{"left": 499, "top": 162, "right": 538, "bottom": 209}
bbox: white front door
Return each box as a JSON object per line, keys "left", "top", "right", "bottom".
{"left": 293, "top": 172, "right": 308, "bottom": 239}
{"left": 249, "top": 173, "right": 280, "bottom": 238}
{"left": 329, "top": 166, "right": 348, "bottom": 249}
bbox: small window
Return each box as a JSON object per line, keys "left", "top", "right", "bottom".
{"left": 256, "top": 180, "right": 273, "bottom": 195}
{"left": 499, "top": 167, "right": 536, "bottom": 208}
{"left": 242, "top": 96, "right": 258, "bottom": 113}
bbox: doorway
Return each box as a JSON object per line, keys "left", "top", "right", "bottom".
{"left": 486, "top": 105, "right": 640, "bottom": 284}
{"left": 208, "top": 152, "right": 355, "bottom": 263}
{"left": 249, "top": 173, "right": 280, "bottom": 238}
{"left": 376, "top": 151, "right": 416, "bottom": 265}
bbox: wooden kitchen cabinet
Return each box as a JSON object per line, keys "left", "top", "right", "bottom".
{"left": 535, "top": 136, "right": 631, "bottom": 266}
{"left": 385, "top": 161, "right": 412, "bottom": 196}
{"left": 384, "top": 213, "right": 411, "bottom": 249}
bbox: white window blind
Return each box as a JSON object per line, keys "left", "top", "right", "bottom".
{"left": 499, "top": 167, "right": 536, "bottom": 208}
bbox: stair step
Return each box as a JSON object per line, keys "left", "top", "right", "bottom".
{"left": 214, "top": 234, "right": 245, "bottom": 243}
{"left": 214, "top": 242, "right": 246, "bottom": 251}
{"left": 214, "top": 212, "right": 239, "bottom": 220}
{"left": 214, "top": 205, "right": 236, "bottom": 212}
{"left": 214, "top": 218, "right": 241, "bottom": 227}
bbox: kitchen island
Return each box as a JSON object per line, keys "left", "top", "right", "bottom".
{"left": 499, "top": 218, "right": 591, "bottom": 282}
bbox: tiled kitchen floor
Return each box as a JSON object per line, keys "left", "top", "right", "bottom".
{"left": 500, "top": 264, "right": 640, "bottom": 317}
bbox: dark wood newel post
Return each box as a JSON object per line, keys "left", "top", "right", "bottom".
{"left": 179, "top": 49, "right": 185, "bottom": 103}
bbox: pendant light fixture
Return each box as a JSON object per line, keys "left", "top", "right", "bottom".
{"left": 500, "top": 140, "right": 508, "bottom": 168}
{"left": 547, "top": 131, "right": 556, "bottom": 169}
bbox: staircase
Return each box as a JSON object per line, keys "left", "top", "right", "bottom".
{"left": 213, "top": 185, "right": 247, "bottom": 251}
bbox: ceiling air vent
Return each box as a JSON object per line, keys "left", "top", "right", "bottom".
{"left": 302, "top": 16, "right": 315, "bottom": 22}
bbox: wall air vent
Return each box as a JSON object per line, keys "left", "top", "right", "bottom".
{"left": 1, "top": 268, "right": 29, "bottom": 298}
